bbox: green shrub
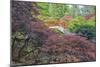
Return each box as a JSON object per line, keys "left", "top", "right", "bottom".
{"left": 74, "top": 25, "right": 96, "bottom": 40}
{"left": 68, "top": 16, "right": 86, "bottom": 32}
{"left": 68, "top": 16, "right": 96, "bottom": 41}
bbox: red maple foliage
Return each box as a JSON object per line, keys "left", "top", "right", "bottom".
{"left": 84, "top": 13, "right": 96, "bottom": 20}
{"left": 40, "top": 34, "right": 96, "bottom": 62}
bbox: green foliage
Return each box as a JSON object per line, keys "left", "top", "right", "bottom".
{"left": 68, "top": 16, "right": 86, "bottom": 31}
{"left": 68, "top": 16, "right": 96, "bottom": 41}
{"left": 37, "top": 2, "right": 49, "bottom": 16}
{"left": 76, "top": 25, "right": 95, "bottom": 40}
{"left": 87, "top": 16, "right": 96, "bottom": 26}
{"left": 68, "top": 16, "right": 95, "bottom": 31}
{"left": 51, "top": 28, "right": 64, "bottom": 35}
{"left": 37, "top": 2, "right": 70, "bottom": 22}
{"left": 12, "top": 32, "right": 24, "bottom": 39}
